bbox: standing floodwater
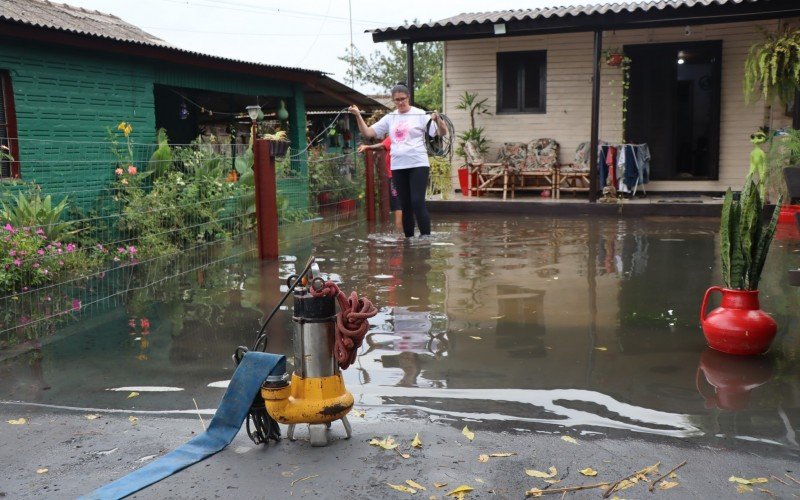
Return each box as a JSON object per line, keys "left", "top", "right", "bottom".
{"left": 1, "top": 214, "right": 798, "bottom": 459}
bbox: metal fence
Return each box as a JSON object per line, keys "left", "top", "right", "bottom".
{"left": 0, "top": 136, "right": 365, "bottom": 345}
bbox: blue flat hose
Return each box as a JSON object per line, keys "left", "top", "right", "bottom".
{"left": 82, "top": 351, "right": 286, "bottom": 500}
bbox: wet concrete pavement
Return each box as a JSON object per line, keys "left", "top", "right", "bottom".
{"left": 2, "top": 405, "right": 800, "bottom": 499}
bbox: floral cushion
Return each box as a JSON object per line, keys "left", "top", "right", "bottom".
{"left": 568, "top": 141, "right": 591, "bottom": 172}
{"left": 499, "top": 142, "right": 527, "bottom": 172}
{"left": 524, "top": 139, "right": 559, "bottom": 171}
{"left": 464, "top": 140, "right": 483, "bottom": 166}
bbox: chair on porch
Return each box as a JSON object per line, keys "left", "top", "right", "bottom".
{"left": 555, "top": 141, "right": 592, "bottom": 198}
{"left": 464, "top": 140, "right": 515, "bottom": 199}
{"left": 515, "top": 138, "right": 558, "bottom": 196}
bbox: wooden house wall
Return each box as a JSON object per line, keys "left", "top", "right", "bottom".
{"left": 443, "top": 19, "right": 795, "bottom": 192}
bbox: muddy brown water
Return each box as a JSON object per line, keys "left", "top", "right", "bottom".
{"left": 2, "top": 214, "right": 799, "bottom": 458}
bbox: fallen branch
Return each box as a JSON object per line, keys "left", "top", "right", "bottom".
{"left": 603, "top": 462, "right": 660, "bottom": 498}
{"left": 291, "top": 474, "right": 319, "bottom": 487}
{"left": 525, "top": 482, "right": 610, "bottom": 497}
{"left": 771, "top": 475, "right": 789, "bottom": 486}
{"left": 649, "top": 460, "right": 687, "bottom": 492}
{"left": 192, "top": 398, "right": 206, "bottom": 431}
{"left": 787, "top": 473, "right": 800, "bottom": 486}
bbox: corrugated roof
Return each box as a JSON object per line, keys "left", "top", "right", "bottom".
{"left": 370, "top": 0, "right": 756, "bottom": 35}
{"left": 0, "top": 0, "right": 321, "bottom": 75}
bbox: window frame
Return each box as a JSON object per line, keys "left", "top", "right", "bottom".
{"left": 496, "top": 50, "right": 547, "bottom": 114}
{"left": 1, "top": 70, "right": 20, "bottom": 179}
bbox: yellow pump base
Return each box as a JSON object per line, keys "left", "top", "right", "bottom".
{"left": 262, "top": 372, "right": 353, "bottom": 425}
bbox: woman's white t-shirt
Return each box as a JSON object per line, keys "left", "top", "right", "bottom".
{"left": 371, "top": 106, "right": 435, "bottom": 170}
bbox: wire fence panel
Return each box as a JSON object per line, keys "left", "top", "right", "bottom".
{"left": 1, "top": 136, "right": 365, "bottom": 346}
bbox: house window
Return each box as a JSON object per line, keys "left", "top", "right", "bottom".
{"left": 1, "top": 70, "right": 20, "bottom": 178}
{"left": 497, "top": 51, "right": 547, "bottom": 113}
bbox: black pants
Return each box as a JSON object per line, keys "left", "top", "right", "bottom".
{"left": 392, "top": 167, "right": 431, "bottom": 237}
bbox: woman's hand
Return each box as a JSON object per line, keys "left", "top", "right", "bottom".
{"left": 357, "top": 144, "right": 370, "bottom": 153}
{"left": 348, "top": 105, "right": 361, "bottom": 116}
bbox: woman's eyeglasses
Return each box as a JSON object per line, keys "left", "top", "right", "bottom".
{"left": 393, "top": 97, "right": 408, "bottom": 103}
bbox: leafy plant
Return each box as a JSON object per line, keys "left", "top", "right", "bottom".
{"left": 455, "top": 91, "right": 491, "bottom": 160}
{"left": 427, "top": 156, "right": 452, "bottom": 199}
{"left": 744, "top": 27, "right": 800, "bottom": 106}
{"left": 719, "top": 173, "right": 783, "bottom": 290}
{"left": 149, "top": 128, "right": 173, "bottom": 179}
{"left": 765, "top": 127, "right": 800, "bottom": 200}
{"left": 0, "top": 185, "right": 73, "bottom": 240}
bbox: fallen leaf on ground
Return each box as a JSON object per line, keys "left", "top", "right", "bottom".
{"left": 7, "top": 418, "right": 26, "bottom": 425}
{"left": 475, "top": 478, "right": 484, "bottom": 484}
{"left": 128, "top": 416, "right": 138, "bottom": 425}
{"left": 469, "top": 336, "right": 482, "bottom": 340}
{"left": 462, "top": 426, "right": 474, "bottom": 441}
{"left": 489, "top": 452, "right": 516, "bottom": 457}
{"left": 616, "top": 479, "right": 636, "bottom": 491}
{"left": 406, "top": 480, "right": 426, "bottom": 491}
{"left": 446, "top": 485, "right": 474, "bottom": 497}
{"left": 370, "top": 436, "right": 398, "bottom": 450}
{"left": 127, "top": 391, "right": 139, "bottom": 399}
{"left": 669, "top": 472, "right": 678, "bottom": 479}
{"left": 395, "top": 448, "right": 411, "bottom": 459}
{"left": 351, "top": 410, "right": 365, "bottom": 418}
{"left": 736, "top": 484, "right": 753, "bottom": 493}
{"left": 86, "top": 414, "right": 100, "bottom": 420}
{"left": 580, "top": 467, "right": 598, "bottom": 476}
{"left": 411, "top": 433, "right": 422, "bottom": 448}
{"left": 729, "top": 476, "right": 768, "bottom": 485}
{"left": 658, "top": 481, "right": 679, "bottom": 490}
{"left": 544, "top": 479, "right": 561, "bottom": 484}
{"left": 525, "top": 466, "right": 557, "bottom": 479}
{"left": 561, "top": 436, "right": 578, "bottom": 444}
{"left": 478, "top": 454, "right": 489, "bottom": 463}
{"left": 411, "top": 296, "right": 419, "bottom": 300}
{"left": 490, "top": 316, "right": 504, "bottom": 319}
{"left": 388, "top": 483, "right": 417, "bottom": 494}
{"left": 434, "top": 482, "right": 448, "bottom": 488}
{"left": 36, "top": 468, "right": 48, "bottom": 474}
{"left": 525, "top": 488, "right": 543, "bottom": 497}
{"left": 594, "top": 347, "right": 608, "bottom": 351}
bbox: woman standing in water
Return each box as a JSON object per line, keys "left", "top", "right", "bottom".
{"left": 350, "top": 83, "right": 447, "bottom": 238}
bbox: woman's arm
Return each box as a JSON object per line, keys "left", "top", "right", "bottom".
{"left": 349, "top": 105, "right": 377, "bottom": 139}
{"left": 356, "top": 142, "right": 385, "bottom": 153}
{"left": 430, "top": 111, "right": 448, "bottom": 137}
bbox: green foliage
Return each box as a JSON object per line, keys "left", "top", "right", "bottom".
{"left": 455, "top": 91, "right": 491, "bottom": 160}
{"left": 0, "top": 185, "right": 73, "bottom": 240}
{"left": 765, "top": 127, "right": 800, "bottom": 200}
{"left": 719, "top": 174, "right": 783, "bottom": 290}
{"left": 427, "top": 156, "right": 452, "bottom": 199}
{"left": 744, "top": 27, "right": 800, "bottom": 106}
{"left": 340, "top": 37, "right": 443, "bottom": 111}
{"left": 149, "top": 128, "right": 173, "bottom": 179}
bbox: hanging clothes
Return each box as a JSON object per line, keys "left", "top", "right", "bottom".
{"left": 605, "top": 146, "right": 617, "bottom": 188}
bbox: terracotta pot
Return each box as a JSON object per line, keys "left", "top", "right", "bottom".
{"left": 695, "top": 348, "right": 773, "bottom": 410}
{"left": 457, "top": 167, "right": 482, "bottom": 197}
{"left": 337, "top": 198, "right": 356, "bottom": 213}
{"left": 317, "top": 191, "right": 332, "bottom": 206}
{"left": 700, "top": 287, "right": 777, "bottom": 355}
{"left": 606, "top": 53, "right": 623, "bottom": 67}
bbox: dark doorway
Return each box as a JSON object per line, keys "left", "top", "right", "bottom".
{"left": 625, "top": 41, "right": 722, "bottom": 181}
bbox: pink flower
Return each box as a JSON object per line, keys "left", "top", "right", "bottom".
{"left": 3, "top": 223, "right": 14, "bottom": 233}
{"left": 9, "top": 250, "right": 15, "bottom": 256}
{"left": 33, "top": 262, "right": 40, "bottom": 268}
{"left": 118, "top": 247, "right": 127, "bottom": 254}
{"left": 115, "top": 167, "right": 124, "bottom": 176}
{"left": 72, "top": 299, "right": 81, "bottom": 311}
{"left": 36, "top": 228, "right": 45, "bottom": 236}
{"left": 128, "top": 246, "right": 137, "bottom": 254}
{"left": 13, "top": 258, "right": 21, "bottom": 266}
{"left": 140, "top": 318, "right": 150, "bottom": 329}
{"left": 66, "top": 243, "right": 76, "bottom": 253}
{"left": 37, "top": 249, "right": 45, "bottom": 255}
{"left": 59, "top": 260, "right": 64, "bottom": 266}
{"left": 127, "top": 165, "right": 137, "bottom": 175}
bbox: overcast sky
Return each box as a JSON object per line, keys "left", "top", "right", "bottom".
{"left": 59, "top": 0, "right": 569, "bottom": 93}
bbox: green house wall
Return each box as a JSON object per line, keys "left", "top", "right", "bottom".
{"left": 0, "top": 37, "right": 308, "bottom": 208}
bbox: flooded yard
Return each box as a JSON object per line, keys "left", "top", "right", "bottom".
{"left": 2, "top": 214, "right": 799, "bottom": 459}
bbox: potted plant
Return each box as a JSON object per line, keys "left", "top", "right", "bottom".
{"left": 700, "top": 173, "right": 783, "bottom": 355}
{"left": 455, "top": 91, "right": 491, "bottom": 196}
{"left": 262, "top": 130, "right": 290, "bottom": 158}
{"left": 744, "top": 27, "right": 800, "bottom": 107}
{"left": 602, "top": 47, "right": 625, "bottom": 67}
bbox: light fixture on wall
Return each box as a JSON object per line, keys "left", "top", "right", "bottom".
{"left": 677, "top": 50, "right": 686, "bottom": 65}
{"left": 246, "top": 105, "right": 261, "bottom": 141}
{"left": 493, "top": 23, "right": 506, "bottom": 35}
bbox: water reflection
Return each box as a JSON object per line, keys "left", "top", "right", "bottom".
{"left": 1, "top": 214, "right": 799, "bottom": 458}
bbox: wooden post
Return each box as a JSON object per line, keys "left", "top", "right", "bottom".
{"left": 406, "top": 41, "right": 415, "bottom": 105}
{"left": 589, "top": 30, "right": 603, "bottom": 203}
{"left": 364, "top": 149, "right": 376, "bottom": 223}
{"left": 253, "top": 139, "right": 279, "bottom": 260}
{"left": 375, "top": 149, "right": 390, "bottom": 223}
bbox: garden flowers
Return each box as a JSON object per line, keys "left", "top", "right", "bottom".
{"left": 117, "top": 121, "right": 133, "bottom": 137}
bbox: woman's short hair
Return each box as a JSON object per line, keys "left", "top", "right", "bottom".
{"left": 391, "top": 82, "right": 410, "bottom": 96}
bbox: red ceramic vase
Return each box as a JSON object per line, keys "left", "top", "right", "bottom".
{"left": 700, "top": 287, "right": 777, "bottom": 355}
{"left": 695, "top": 348, "right": 773, "bottom": 410}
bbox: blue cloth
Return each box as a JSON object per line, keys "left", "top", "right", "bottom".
{"left": 82, "top": 351, "right": 285, "bottom": 500}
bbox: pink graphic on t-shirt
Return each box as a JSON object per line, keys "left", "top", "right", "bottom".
{"left": 392, "top": 121, "right": 410, "bottom": 143}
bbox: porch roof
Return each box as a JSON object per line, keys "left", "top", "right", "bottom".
{"left": 370, "top": 0, "right": 800, "bottom": 43}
